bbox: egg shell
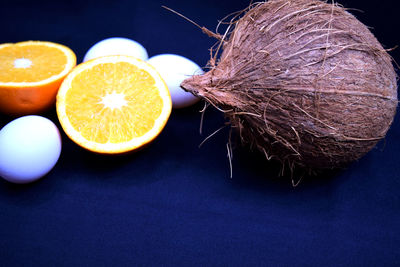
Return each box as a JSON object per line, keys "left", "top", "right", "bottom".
{"left": 0, "top": 115, "right": 62, "bottom": 184}
{"left": 147, "top": 54, "right": 203, "bottom": 109}
{"left": 83, "top": 37, "right": 148, "bottom": 62}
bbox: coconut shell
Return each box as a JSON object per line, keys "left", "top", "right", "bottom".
{"left": 181, "top": 0, "right": 398, "bottom": 170}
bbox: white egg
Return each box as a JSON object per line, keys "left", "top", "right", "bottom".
{"left": 83, "top": 37, "right": 148, "bottom": 62}
{"left": 0, "top": 116, "right": 62, "bottom": 184}
{"left": 147, "top": 54, "right": 203, "bottom": 109}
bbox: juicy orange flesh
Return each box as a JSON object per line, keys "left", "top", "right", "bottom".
{"left": 65, "top": 62, "right": 163, "bottom": 144}
{"left": 0, "top": 44, "right": 68, "bottom": 83}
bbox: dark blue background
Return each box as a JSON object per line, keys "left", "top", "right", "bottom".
{"left": 0, "top": 0, "right": 399, "bottom": 266}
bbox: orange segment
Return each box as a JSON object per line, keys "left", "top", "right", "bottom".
{"left": 56, "top": 55, "right": 172, "bottom": 154}
{"left": 0, "top": 44, "right": 68, "bottom": 83}
{"left": 0, "top": 41, "right": 76, "bottom": 115}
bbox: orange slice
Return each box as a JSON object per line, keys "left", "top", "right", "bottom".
{"left": 56, "top": 55, "right": 172, "bottom": 154}
{"left": 0, "top": 41, "right": 76, "bottom": 115}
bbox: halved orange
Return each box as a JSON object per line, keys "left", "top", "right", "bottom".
{"left": 0, "top": 41, "right": 76, "bottom": 115}
{"left": 56, "top": 55, "right": 172, "bottom": 154}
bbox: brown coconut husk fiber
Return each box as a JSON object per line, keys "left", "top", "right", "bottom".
{"left": 181, "top": 0, "right": 398, "bottom": 172}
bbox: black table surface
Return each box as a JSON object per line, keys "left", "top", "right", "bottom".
{"left": 1, "top": 0, "right": 399, "bottom": 266}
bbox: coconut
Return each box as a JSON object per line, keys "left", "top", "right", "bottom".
{"left": 181, "top": 0, "right": 398, "bottom": 171}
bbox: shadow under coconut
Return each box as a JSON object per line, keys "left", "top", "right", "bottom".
{"left": 228, "top": 144, "right": 347, "bottom": 192}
